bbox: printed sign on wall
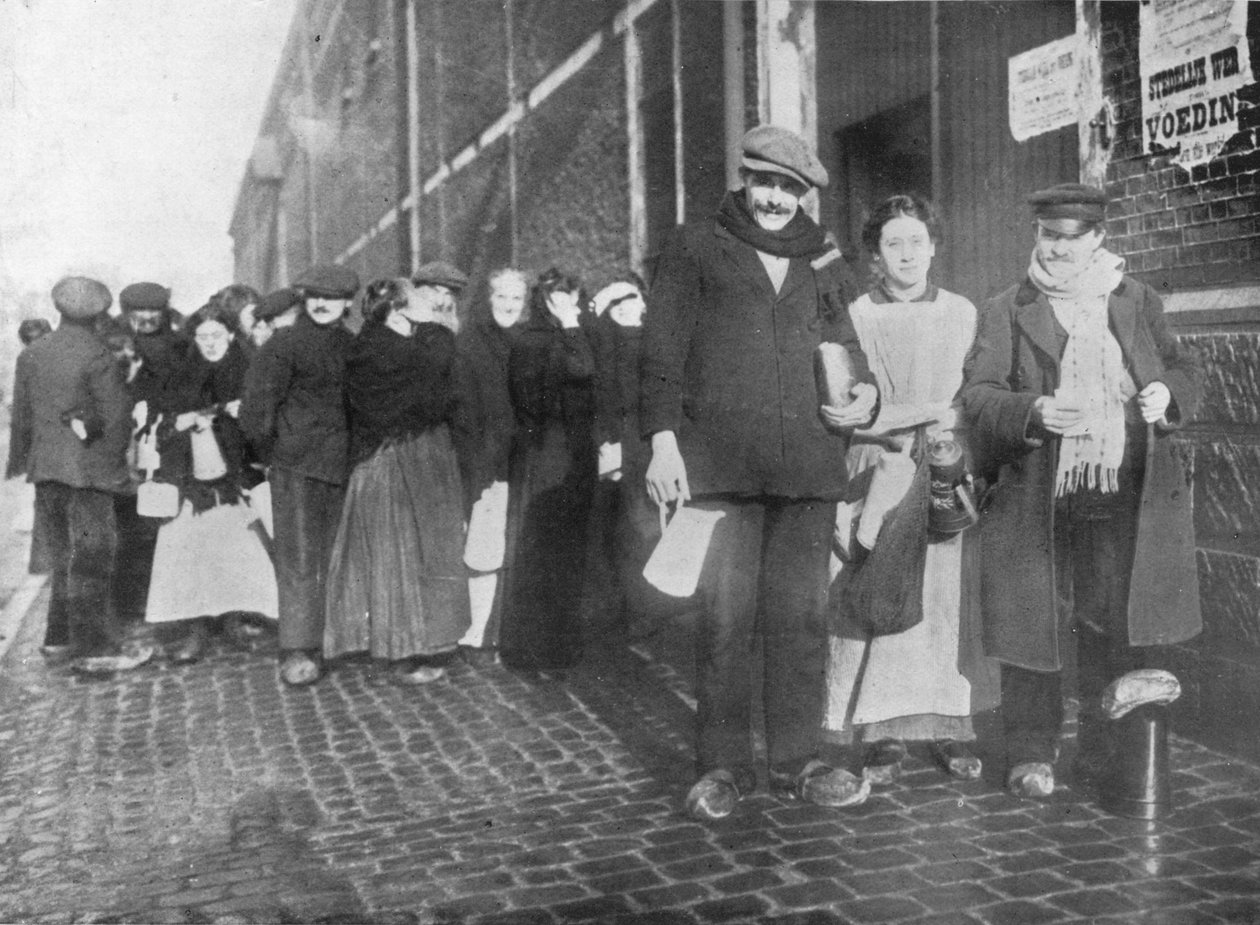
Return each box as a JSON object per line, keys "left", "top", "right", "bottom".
{"left": 1141, "top": 0, "right": 1253, "bottom": 167}
{"left": 1009, "top": 35, "right": 1077, "bottom": 142}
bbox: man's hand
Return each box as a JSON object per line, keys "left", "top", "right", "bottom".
{"left": 820, "top": 382, "right": 877, "bottom": 429}
{"left": 1137, "top": 381, "right": 1171, "bottom": 424}
{"left": 69, "top": 418, "right": 88, "bottom": 441}
{"left": 645, "top": 431, "right": 690, "bottom": 505}
{"left": 224, "top": 399, "right": 242, "bottom": 419}
{"left": 1031, "top": 395, "right": 1087, "bottom": 435}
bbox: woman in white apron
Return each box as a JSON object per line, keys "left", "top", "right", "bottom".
{"left": 823, "top": 195, "right": 999, "bottom": 785}
{"left": 144, "top": 303, "right": 278, "bottom": 662}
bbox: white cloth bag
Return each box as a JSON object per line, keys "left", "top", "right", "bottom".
{"left": 247, "top": 480, "right": 274, "bottom": 538}
{"left": 855, "top": 449, "right": 917, "bottom": 550}
{"left": 642, "top": 501, "right": 726, "bottom": 598}
{"left": 464, "top": 480, "right": 509, "bottom": 572}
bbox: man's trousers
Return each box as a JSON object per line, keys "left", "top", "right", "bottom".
{"left": 36, "top": 482, "right": 122, "bottom": 657}
{"left": 690, "top": 496, "right": 835, "bottom": 782}
{"left": 270, "top": 467, "right": 345, "bottom": 652}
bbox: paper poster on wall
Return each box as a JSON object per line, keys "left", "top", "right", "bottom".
{"left": 1141, "top": 0, "right": 1253, "bottom": 168}
{"left": 1009, "top": 35, "right": 1077, "bottom": 142}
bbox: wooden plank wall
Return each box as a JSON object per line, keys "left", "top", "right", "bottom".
{"left": 815, "top": 1, "right": 931, "bottom": 241}
{"left": 936, "top": 0, "right": 1078, "bottom": 303}
{"left": 815, "top": 0, "right": 1078, "bottom": 303}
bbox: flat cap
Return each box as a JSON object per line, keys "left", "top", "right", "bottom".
{"left": 1028, "top": 183, "right": 1107, "bottom": 224}
{"left": 52, "top": 277, "right": 112, "bottom": 320}
{"left": 293, "top": 264, "right": 360, "bottom": 299}
{"left": 119, "top": 281, "right": 170, "bottom": 312}
{"left": 741, "top": 125, "right": 828, "bottom": 189}
{"left": 412, "top": 260, "right": 468, "bottom": 292}
{"left": 254, "top": 287, "right": 301, "bottom": 322}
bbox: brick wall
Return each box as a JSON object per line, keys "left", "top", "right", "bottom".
{"left": 1101, "top": 2, "right": 1260, "bottom": 761}
{"left": 1102, "top": 3, "right": 1260, "bottom": 293}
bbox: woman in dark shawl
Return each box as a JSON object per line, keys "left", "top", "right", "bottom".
{"left": 323, "top": 278, "right": 472, "bottom": 684}
{"left": 498, "top": 268, "right": 596, "bottom": 672}
{"left": 144, "top": 302, "right": 277, "bottom": 663}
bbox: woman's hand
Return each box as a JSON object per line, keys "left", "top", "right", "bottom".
{"left": 174, "top": 411, "right": 199, "bottom": 432}
{"left": 224, "top": 399, "right": 242, "bottom": 419}
{"left": 645, "top": 431, "right": 690, "bottom": 505}
{"left": 935, "top": 404, "right": 958, "bottom": 431}
{"left": 546, "top": 291, "right": 583, "bottom": 329}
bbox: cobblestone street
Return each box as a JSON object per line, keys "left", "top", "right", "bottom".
{"left": 2, "top": 579, "right": 1260, "bottom": 924}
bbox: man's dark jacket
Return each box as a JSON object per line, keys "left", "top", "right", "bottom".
{"left": 8, "top": 322, "right": 131, "bottom": 492}
{"left": 641, "top": 219, "right": 872, "bottom": 499}
{"left": 240, "top": 313, "right": 353, "bottom": 485}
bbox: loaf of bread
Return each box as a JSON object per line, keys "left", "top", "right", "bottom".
{"left": 815, "top": 342, "right": 857, "bottom": 407}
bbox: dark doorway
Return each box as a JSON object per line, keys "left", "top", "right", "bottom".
{"left": 834, "top": 95, "right": 932, "bottom": 286}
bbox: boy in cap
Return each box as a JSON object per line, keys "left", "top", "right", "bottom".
{"left": 641, "top": 125, "right": 878, "bottom": 819}
{"left": 241, "top": 264, "right": 358, "bottom": 686}
{"left": 963, "top": 182, "right": 1203, "bottom": 798}
{"left": 249, "top": 287, "right": 301, "bottom": 351}
{"left": 8, "top": 277, "right": 153, "bottom": 672}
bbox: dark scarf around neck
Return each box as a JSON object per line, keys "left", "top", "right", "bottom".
{"left": 715, "top": 189, "right": 828, "bottom": 259}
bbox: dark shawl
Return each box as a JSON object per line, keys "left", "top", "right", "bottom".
{"left": 347, "top": 320, "right": 478, "bottom": 510}
{"left": 155, "top": 340, "right": 253, "bottom": 511}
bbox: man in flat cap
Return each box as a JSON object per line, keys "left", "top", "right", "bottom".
{"left": 412, "top": 261, "right": 468, "bottom": 334}
{"left": 963, "top": 182, "right": 1203, "bottom": 799}
{"left": 241, "top": 264, "right": 359, "bottom": 685}
{"left": 8, "top": 277, "right": 153, "bottom": 673}
{"left": 641, "top": 124, "right": 879, "bottom": 819}
{"left": 115, "top": 281, "right": 186, "bottom": 629}
{"left": 120, "top": 281, "right": 184, "bottom": 412}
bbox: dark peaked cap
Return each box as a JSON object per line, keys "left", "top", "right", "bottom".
{"left": 293, "top": 264, "right": 360, "bottom": 299}
{"left": 254, "top": 287, "right": 301, "bottom": 322}
{"left": 412, "top": 261, "right": 468, "bottom": 291}
{"left": 1027, "top": 183, "right": 1108, "bottom": 223}
{"left": 120, "top": 282, "right": 170, "bottom": 312}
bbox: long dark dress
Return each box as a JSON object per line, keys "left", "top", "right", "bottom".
{"left": 498, "top": 315, "right": 596, "bottom": 670}
{"left": 324, "top": 321, "right": 472, "bottom": 660}
{"left": 589, "top": 314, "right": 673, "bottom": 629}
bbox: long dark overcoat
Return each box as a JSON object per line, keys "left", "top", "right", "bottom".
{"left": 963, "top": 275, "right": 1203, "bottom": 671}
{"left": 640, "top": 220, "right": 870, "bottom": 499}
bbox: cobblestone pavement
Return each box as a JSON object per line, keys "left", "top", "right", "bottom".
{"left": 2, "top": 590, "right": 1260, "bottom": 925}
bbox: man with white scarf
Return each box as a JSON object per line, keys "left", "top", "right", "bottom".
{"left": 963, "top": 183, "right": 1203, "bottom": 800}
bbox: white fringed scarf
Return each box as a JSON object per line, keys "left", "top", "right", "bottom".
{"left": 1026, "top": 247, "right": 1127, "bottom": 497}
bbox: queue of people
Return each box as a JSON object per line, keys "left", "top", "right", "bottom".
{"left": 6, "top": 122, "right": 1202, "bottom": 823}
